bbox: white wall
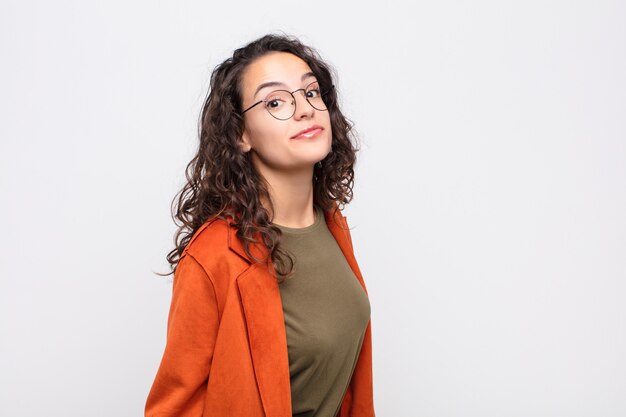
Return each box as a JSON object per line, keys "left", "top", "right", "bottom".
{"left": 1, "top": 1, "right": 624, "bottom": 416}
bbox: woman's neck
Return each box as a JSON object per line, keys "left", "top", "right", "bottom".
{"left": 258, "top": 165, "right": 316, "bottom": 228}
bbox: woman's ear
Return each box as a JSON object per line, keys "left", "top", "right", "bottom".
{"left": 240, "top": 131, "right": 252, "bottom": 153}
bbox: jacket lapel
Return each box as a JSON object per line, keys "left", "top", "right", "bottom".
{"left": 228, "top": 205, "right": 366, "bottom": 417}
{"left": 323, "top": 208, "right": 369, "bottom": 295}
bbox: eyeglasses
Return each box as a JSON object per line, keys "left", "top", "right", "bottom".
{"left": 241, "top": 80, "right": 334, "bottom": 121}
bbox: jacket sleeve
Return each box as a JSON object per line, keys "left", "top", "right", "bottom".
{"left": 145, "top": 253, "right": 220, "bottom": 417}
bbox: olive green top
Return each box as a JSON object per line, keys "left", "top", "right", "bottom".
{"left": 273, "top": 205, "right": 371, "bottom": 417}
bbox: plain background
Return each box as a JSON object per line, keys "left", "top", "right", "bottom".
{"left": 1, "top": 1, "right": 625, "bottom": 416}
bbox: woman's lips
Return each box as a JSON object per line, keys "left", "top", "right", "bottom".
{"left": 292, "top": 128, "right": 323, "bottom": 139}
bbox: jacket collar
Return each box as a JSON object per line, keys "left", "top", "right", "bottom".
{"left": 227, "top": 204, "right": 367, "bottom": 417}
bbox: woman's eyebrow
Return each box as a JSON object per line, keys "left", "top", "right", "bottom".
{"left": 253, "top": 72, "right": 316, "bottom": 99}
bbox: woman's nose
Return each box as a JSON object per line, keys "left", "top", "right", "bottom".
{"left": 293, "top": 91, "right": 315, "bottom": 120}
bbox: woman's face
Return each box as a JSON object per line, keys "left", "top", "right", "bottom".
{"left": 239, "top": 52, "right": 332, "bottom": 175}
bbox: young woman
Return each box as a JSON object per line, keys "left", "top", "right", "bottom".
{"left": 145, "top": 33, "right": 375, "bottom": 417}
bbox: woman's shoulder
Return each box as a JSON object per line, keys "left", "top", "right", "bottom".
{"left": 181, "top": 217, "right": 250, "bottom": 283}
{"left": 183, "top": 217, "right": 230, "bottom": 254}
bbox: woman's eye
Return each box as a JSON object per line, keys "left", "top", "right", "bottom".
{"left": 306, "top": 88, "right": 321, "bottom": 98}
{"left": 265, "top": 99, "right": 283, "bottom": 109}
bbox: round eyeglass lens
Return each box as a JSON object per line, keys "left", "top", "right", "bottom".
{"left": 264, "top": 81, "right": 328, "bottom": 120}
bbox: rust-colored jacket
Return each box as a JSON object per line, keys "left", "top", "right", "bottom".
{"left": 145, "top": 206, "right": 375, "bottom": 417}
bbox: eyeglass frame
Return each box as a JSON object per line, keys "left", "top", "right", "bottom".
{"left": 240, "top": 80, "right": 335, "bottom": 120}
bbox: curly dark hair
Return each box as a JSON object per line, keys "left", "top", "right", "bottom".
{"left": 159, "top": 32, "right": 360, "bottom": 283}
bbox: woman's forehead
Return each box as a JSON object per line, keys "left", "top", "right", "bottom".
{"left": 242, "top": 52, "right": 314, "bottom": 96}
